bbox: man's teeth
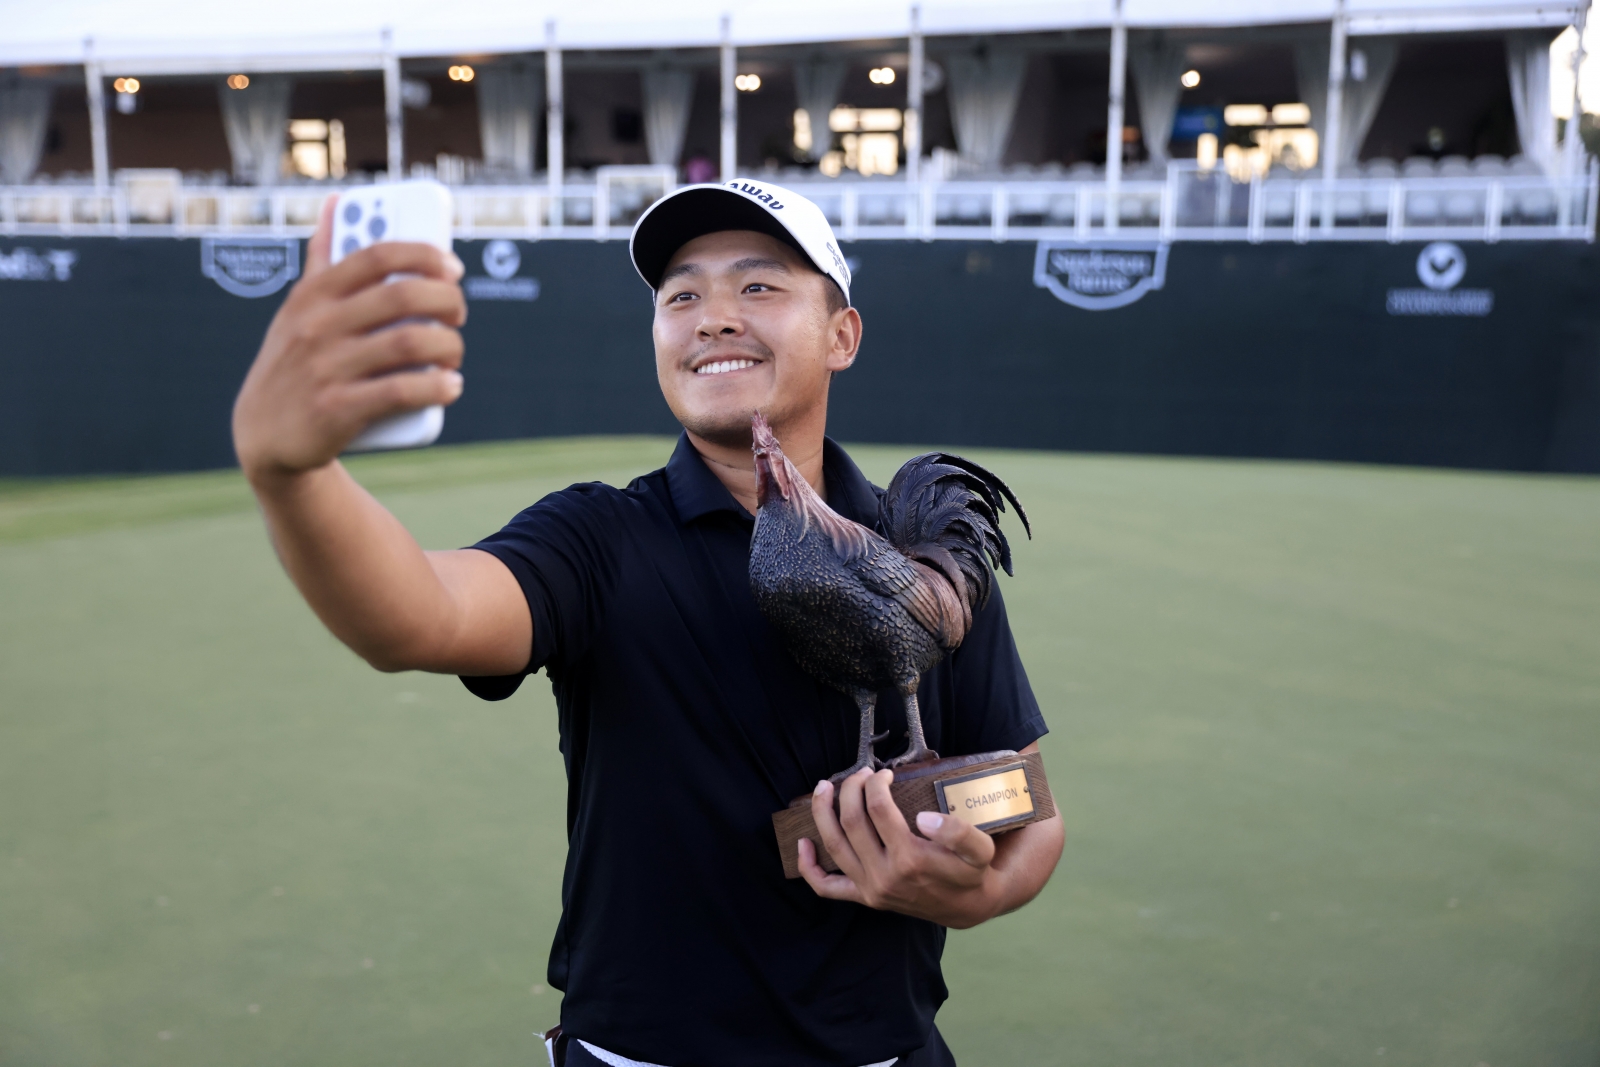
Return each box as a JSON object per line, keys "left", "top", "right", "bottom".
{"left": 696, "top": 359, "right": 756, "bottom": 375}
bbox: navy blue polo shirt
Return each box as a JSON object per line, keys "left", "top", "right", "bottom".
{"left": 462, "top": 433, "right": 1045, "bottom": 1067}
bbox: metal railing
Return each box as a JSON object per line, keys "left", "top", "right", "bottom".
{"left": 2, "top": 160, "right": 1594, "bottom": 244}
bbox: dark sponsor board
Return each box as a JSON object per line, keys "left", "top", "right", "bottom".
{"left": 1, "top": 237, "right": 1598, "bottom": 475}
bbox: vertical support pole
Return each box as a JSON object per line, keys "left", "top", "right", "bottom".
{"left": 547, "top": 20, "right": 564, "bottom": 227}
{"left": 1562, "top": 1, "right": 1591, "bottom": 228}
{"left": 84, "top": 39, "right": 110, "bottom": 197}
{"left": 1586, "top": 154, "right": 1599, "bottom": 241}
{"left": 1321, "top": 0, "right": 1348, "bottom": 232}
{"left": 1105, "top": 0, "right": 1127, "bottom": 235}
{"left": 906, "top": 4, "right": 924, "bottom": 186}
{"left": 1565, "top": 2, "right": 1590, "bottom": 179}
{"left": 382, "top": 28, "right": 404, "bottom": 180}
{"left": 1247, "top": 168, "right": 1266, "bottom": 243}
{"left": 720, "top": 14, "right": 737, "bottom": 182}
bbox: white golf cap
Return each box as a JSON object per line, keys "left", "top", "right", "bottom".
{"left": 629, "top": 180, "right": 851, "bottom": 305}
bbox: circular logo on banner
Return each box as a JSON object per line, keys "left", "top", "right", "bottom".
{"left": 1416, "top": 242, "right": 1467, "bottom": 291}
{"left": 483, "top": 240, "right": 521, "bottom": 281}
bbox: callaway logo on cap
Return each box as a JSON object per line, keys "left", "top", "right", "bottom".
{"left": 629, "top": 181, "right": 852, "bottom": 305}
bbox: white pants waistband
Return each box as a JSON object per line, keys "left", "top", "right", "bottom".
{"left": 547, "top": 1034, "right": 897, "bottom": 1067}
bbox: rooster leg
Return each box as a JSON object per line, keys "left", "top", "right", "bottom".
{"left": 829, "top": 690, "right": 884, "bottom": 785}
{"left": 886, "top": 682, "right": 940, "bottom": 768}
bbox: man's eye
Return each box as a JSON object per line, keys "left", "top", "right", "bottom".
{"left": 669, "top": 291, "right": 697, "bottom": 303}
{"left": 745, "top": 283, "right": 771, "bottom": 293}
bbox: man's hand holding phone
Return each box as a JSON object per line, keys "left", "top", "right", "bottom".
{"left": 232, "top": 194, "right": 467, "bottom": 489}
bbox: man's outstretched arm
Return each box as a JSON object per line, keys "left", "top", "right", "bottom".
{"left": 233, "top": 196, "right": 530, "bottom": 677}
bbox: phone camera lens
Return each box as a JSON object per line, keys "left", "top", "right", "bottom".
{"left": 342, "top": 235, "right": 360, "bottom": 257}
{"left": 343, "top": 202, "right": 362, "bottom": 225}
{"left": 368, "top": 216, "right": 387, "bottom": 240}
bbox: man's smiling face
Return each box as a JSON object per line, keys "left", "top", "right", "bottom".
{"left": 653, "top": 229, "right": 859, "bottom": 448}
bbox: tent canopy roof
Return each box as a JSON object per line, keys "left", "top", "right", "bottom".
{"left": 1, "top": 0, "right": 1583, "bottom": 74}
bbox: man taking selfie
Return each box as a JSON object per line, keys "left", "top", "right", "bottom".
{"left": 233, "top": 181, "right": 1064, "bottom": 1067}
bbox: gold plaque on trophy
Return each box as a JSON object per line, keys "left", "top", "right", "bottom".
{"left": 934, "top": 763, "right": 1035, "bottom": 832}
{"left": 772, "top": 750, "right": 1055, "bottom": 879}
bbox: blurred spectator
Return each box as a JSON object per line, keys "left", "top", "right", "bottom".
{"left": 684, "top": 150, "right": 716, "bottom": 184}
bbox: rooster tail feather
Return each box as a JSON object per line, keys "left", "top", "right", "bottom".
{"left": 921, "top": 453, "right": 1031, "bottom": 542}
{"left": 880, "top": 452, "right": 1029, "bottom": 611}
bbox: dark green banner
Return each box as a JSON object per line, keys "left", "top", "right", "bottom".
{"left": 2, "top": 236, "right": 1596, "bottom": 476}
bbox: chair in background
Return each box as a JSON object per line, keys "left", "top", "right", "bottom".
{"left": 1329, "top": 163, "right": 1363, "bottom": 224}
{"left": 1046, "top": 194, "right": 1075, "bottom": 224}
{"left": 1362, "top": 158, "right": 1398, "bottom": 221}
{"left": 859, "top": 194, "right": 894, "bottom": 225}
{"left": 1261, "top": 164, "right": 1297, "bottom": 226}
{"left": 1505, "top": 154, "right": 1555, "bottom": 221}
{"left": 1009, "top": 186, "right": 1050, "bottom": 224}
{"left": 1402, "top": 157, "right": 1441, "bottom": 224}
{"left": 1435, "top": 156, "right": 1482, "bottom": 224}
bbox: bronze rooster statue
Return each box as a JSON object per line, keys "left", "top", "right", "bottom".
{"left": 748, "top": 412, "right": 1029, "bottom": 779}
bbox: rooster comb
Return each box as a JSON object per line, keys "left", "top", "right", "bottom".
{"left": 750, "top": 410, "right": 780, "bottom": 451}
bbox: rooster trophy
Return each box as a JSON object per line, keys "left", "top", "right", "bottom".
{"left": 748, "top": 412, "right": 1030, "bottom": 780}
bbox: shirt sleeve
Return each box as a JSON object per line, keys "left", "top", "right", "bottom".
{"left": 943, "top": 581, "right": 1048, "bottom": 754}
{"left": 458, "top": 482, "right": 626, "bottom": 701}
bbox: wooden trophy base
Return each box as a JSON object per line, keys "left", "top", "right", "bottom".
{"left": 772, "top": 750, "right": 1055, "bottom": 879}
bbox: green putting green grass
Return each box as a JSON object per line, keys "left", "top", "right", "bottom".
{"left": 2, "top": 437, "right": 1598, "bottom": 1067}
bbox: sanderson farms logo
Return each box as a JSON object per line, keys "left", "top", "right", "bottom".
{"left": 1032, "top": 241, "right": 1169, "bottom": 310}
{"left": 200, "top": 237, "right": 300, "bottom": 298}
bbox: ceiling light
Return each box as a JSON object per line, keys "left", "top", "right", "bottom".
{"left": 113, "top": 77, "right": 140, "bottom": 94}
{"left": 448, "top": 65, "right": 475, "bottom": 82}
{"left": 288, "top": 119, "right": 329, "bottom": 141}
{"left": 869, "top": 67, "right": 896, "bottom": 85}
{"left": 828, "top": 107, "right": 904, "bottom": 133}
{"left": 1224, "top": 103, "right": 1270, "bottom": 127}
{"left": 1180, "top": 69, "right": 1200, "bottom": 89}
{"left": 1271, "top": 102, "right": 1311, "bottom": 126}
{"left": 735, "top": 73, "right": 761, "bottom": 92}
{"left": 227, "top": 74, "right": 250, "bottom": 90}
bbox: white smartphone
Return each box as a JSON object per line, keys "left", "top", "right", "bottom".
{"left": 330, "top": 180, "right": 455, "bottom": 452}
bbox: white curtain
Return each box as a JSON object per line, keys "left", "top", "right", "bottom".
{"left": 218, "top": 75, "right": 291, "bottom": 185}
{"left": 0, "top": 78, "right": 53, "bottom": 184}
{"left": 477, "top": 65, "right": 542, "bottom": 179}
{"left": 1293, "top": 34, "right": 1399, "bottom": 166}
{"left": 1507, "top": 31, "right": 1560, "bottom": 173}
{"left": 1340, "top": 40, "right": 1399, "bottom": 164}
{"left": 642, "top": 66, "right": 694, "bottom": 169}
{"left": 945, "top": 48, "right": 1028, "bottom": 170}
{"left": 1128, "top": 33, "right": 1188, "bottom": 165}
{"left": 1293, "top": 36, "right": 1329, "bottom": 146}
{"left": 793, "top": 58, "right": 846, "bottom": 162}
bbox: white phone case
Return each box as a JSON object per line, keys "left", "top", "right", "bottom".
{"left": 330, "top": 180, "right": 455, "bottom": 452}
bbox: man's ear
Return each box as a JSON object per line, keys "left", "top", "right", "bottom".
{"left": 826, "top": 307, "right": 863, "bottom": 372}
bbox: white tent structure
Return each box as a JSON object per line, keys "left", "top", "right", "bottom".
{"left": 0, "top": 0, "right": 1583, "bottom": 64}
{"left": 0, "top": 0, "right": 1593, "bottom": 243}
{"left": 3, "top": 0, "right": 1584, "bottom": 176}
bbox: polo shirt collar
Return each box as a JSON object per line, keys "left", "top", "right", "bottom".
{"left": 664, "top": 431, "right": 882, "bottom": 528}
{"left": 665, "top": 432, "right": 742, "bottom": 523}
